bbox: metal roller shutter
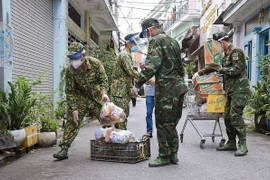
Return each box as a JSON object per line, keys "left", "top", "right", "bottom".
{"left": 11, "top": 0, "right": 53, "bottom": 94}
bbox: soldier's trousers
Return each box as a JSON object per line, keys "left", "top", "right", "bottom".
{"left": 224, "top": 94, "right": 248, "bottom": 142}
{"left": 59, "top": 96, "right": 102, "bottom": 149}
{"left": 112, "top": 96, "right": 130, "bottom": 130}
{"left": 155, "top": 94, "right": 185, "bottom": 157}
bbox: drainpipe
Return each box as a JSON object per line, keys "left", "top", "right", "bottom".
{"left": 53, "top": 0, "right": 67, "bottom": 108}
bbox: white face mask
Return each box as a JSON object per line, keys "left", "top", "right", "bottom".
{"left": 72, "top": 59, "right": 83, "bottom": 69}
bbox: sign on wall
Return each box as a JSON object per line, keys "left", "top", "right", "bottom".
{"left": 0, "top": 23, "right": 13, "bottom": 67}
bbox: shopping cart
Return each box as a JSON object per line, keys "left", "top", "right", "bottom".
{"left": 180, "top": 83, "right": 226, "bottom": 149}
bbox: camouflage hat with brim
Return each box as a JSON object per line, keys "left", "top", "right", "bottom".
{"left": 213, "top": 32, "right": 228, "bottom": 41}
{"left": 139, "top": 18, "right": 160, "bottom": 38}
{"left": 68, "top": 42, "right": 84, "bottom": 55}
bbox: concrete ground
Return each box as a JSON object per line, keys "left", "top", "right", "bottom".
{"left": 1, "top": 98, "right": 270, "bottom": 180}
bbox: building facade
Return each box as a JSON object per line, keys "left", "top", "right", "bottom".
{"left": 219, "top": 0, "right": 270, "bottom": 87}
{"left": 0, "top": 0, "right": 119, "bottom": 104}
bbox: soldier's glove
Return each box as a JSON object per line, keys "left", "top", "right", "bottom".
{"left": 192, "top": 72, "right": 199, "bottom": 83}
{"left": 102, "top": 94, "right": 110, "bottom": 102}
{"left": 211, "top": 64, "right": 222, "bottom": 72}
{"left": 72, "top": 110, "right": 79, "bottom": 127}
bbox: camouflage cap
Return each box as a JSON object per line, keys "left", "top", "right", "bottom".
{"left": 213, "top": 31, "right": 229, "bottom": 41}
{"left": 68, "top": 42, "right": 84, "bottom": 55}
{"left": 139, "top": 18, "right": 160, "bottom": 37}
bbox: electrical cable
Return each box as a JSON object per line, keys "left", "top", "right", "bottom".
{"left": 118, "top": 5, "right": 199, "bottom": 13}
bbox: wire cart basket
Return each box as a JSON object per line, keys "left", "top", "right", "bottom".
{"left": 180, "top": 81, "right": 226, "bottom": 149}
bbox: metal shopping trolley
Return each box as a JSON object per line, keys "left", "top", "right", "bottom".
{"left": 180, "top": 86, "right": 226, "bottom": 149}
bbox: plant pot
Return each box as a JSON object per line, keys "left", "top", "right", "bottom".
{"left": 10, "top": 129, "right": 26, "bottom": 147}
{"left": 254, "top": 113, "right": 267, "bottom": 132}
{"left": 0, "top": 135, "right": 16, "bottom": 150}
{"left": 38, "top": 132, "right": 56, "bottom": 147}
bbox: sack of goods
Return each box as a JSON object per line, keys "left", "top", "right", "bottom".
{"left": 95, "top": 127, "right": 138, "bottom": 144}
{"left": 99, "top": 102, "right": 126, "bottom": 126}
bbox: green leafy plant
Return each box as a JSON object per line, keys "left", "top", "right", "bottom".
{"left": 185, "top": 61, "right": 196, "bottom": 78}
{"left": 94, "top": 45, "right": 117, "bottom": 94}
{"left": 246, "top": 42, "right": 270, "bottom": 130}
{"left": 54, "top": 100, "right": 67, "bottom": 119}
{"left": 27, "top": 92, "right": 60, "bottom": 131}
{"left": 0, "top": 76, "right": 41, "bottom": 130}
{"left": 0, "top": 96, "right": 10, "bottom": 135}
{"left": 40, "top": 117, "right": 59, "bottom": 132}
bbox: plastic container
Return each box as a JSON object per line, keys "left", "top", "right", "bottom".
{"left": 90, "top": 137, "right": 150, "bottom": 164}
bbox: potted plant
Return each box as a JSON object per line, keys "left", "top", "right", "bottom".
{"left": 0, "top": 103, "right": 15, "bottom": 150}
{"left": 0, "top": 76, "right": 41, "bottom": 146}
{"left": 31, "top": 92, "right": 59, "bottom": 147}
{"left": 38, "top": 117, "right": 59, "bottom": 147}
{"left": 246, "top": 42, "right": 270, "bottom": 132}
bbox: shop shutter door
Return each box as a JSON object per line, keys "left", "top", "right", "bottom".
{"left": 11, "top": 0, "right": 54, "bottom": 94}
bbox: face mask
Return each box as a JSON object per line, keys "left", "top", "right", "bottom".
{"left": 131, "top": 46, "right": 139, "bottom": 52}
{"left": 72, "top": 59, "right": 83, "bottom": 69}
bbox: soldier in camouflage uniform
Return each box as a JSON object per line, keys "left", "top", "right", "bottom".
{"left": 53, "top": 42, "right": 109, "bottom": 160}
{"left": 135, "top": 18, "right": 187, "bottom": 167}
{"left": 110, "top": 33, "right": 140, "bottom": 130}
{"left": 195, "top": 31, "right": 251, "bottom": 156}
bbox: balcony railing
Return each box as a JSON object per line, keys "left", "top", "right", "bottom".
{"left": 163, "top": 1, "right": 189, "bottom": 31}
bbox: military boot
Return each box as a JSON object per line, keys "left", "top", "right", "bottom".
{"left": 149, "top": 156, "right": 170, "bottom": 167}
{"left": 235, "top": 140, "right": 248, "bottom": 157}
{"left": 53, "top": 149, "right": 68, "bottom": 160}
{"left": 216, "top": 140, "right": 237, "bottom": 151}
{"left": 170, "top": 153, "right": 179, "bottom": 164}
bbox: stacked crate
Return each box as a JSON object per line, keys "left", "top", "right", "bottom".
{"left": 194, "top": 74, "right": 224, "bottom": 94}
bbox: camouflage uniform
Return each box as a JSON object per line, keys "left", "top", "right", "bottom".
{"left": 136, "top": 18, "right": 187, "bottom": 164}
{"left": 111, "top": 48, "right": 139, "bottom": 130}
{"left": 59, "top": 43, "right": 109, "bottom": 150}
{"left": 198, "top": 43, "right": 251, "bottom": 154}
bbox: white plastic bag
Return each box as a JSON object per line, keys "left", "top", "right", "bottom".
{"left": 95, "top": 127, "right": 138, "bottom": 143}
{"left": 99, "top": 102, "right": 126, "bottom": 126}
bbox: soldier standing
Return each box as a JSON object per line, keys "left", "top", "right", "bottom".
{"left": 110, "top": 33, "right": 140, "bottom": 130}
{"left": 53, "top": 42, "right": 109, "bottom": 160}
{"left": 135, "top": 18, "right": 187, "bottom": 167}
{"left": 193, "top": 31, "right": 251, "bottom": 156}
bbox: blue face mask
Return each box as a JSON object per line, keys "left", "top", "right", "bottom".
{"left": 131, "top": 46, "right": 139, "bottom": 52}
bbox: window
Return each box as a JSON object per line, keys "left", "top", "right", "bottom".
{"left": 91, "top": 27, "right": 99, "bottom": 45}
{"left": 258, "top": 31, "right": 269, "bottom": 80}
{"left": 68, "top": 3, "right": 81, "bottom": 28}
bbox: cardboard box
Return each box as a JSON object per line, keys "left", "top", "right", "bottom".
{"left": 204, "top": 39, "right": 222, "bottom": 65}
{"left": 201, "top": 89, "right": 225, "bottom": 94}
{"left": 21, "top": 124, "right": 38, "bottom": 148}
{"left": 195, "top": 82, "right": 223, "bottom": 92}
{"left": 206, "top": 94, "right": 226, "bottom": 113}
{"left": 194, "top": 74, "right": 219, "bottom": 87}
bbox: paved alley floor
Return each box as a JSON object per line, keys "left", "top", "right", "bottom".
{"left": 1, "top": 98, "right": 270, "bottom": 180}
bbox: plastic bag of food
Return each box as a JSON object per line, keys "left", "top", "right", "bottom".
{"left": 99, "top": 102, "right": 126, "bottom": 126}
{"left": 95, "top": 127, "right": 113, "bottom": 142}
{"left": 109, "top": 129, "right": 137, "bottom": 144}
